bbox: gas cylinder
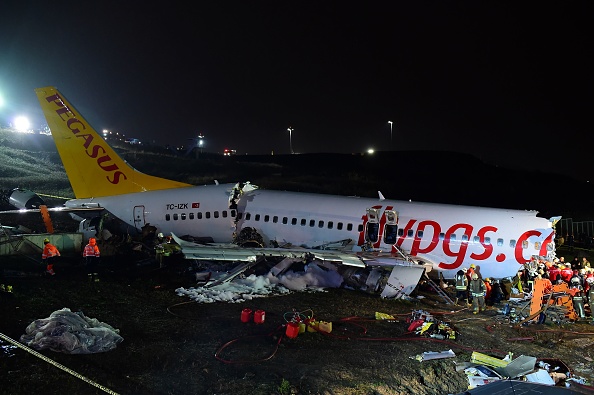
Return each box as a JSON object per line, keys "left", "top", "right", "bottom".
{"left": 254, "top": 309, "right": 265, "bottom": 324}
{"left": 285, "top": 322, "right": 299, "bottom": 339}
{"left": 241, "top": 308, "right": 252, "bottom": 323}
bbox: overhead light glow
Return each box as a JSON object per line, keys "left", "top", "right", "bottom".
{"left": 14, "top": 116, "right": 31, "bottom": 131}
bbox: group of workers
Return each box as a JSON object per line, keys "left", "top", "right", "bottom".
{"left": 515, "top": 255, "right": 594, "bottom": 323}
{"left": 452, "top": 256, "right": 594, "bottom": 323}
{"left": 454, "top": 264, "right": 503, "bottom": 314}
{"left": 41, "top": 237, "right": 101, "bottom": 281}
{"left": 40, "top": 231, "right": 178, "bottom": 280}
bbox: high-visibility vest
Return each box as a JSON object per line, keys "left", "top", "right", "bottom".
{"left": 83, "top": 244, "right": 100, "bottom": 258}
{"left": 42, "top": 243, "right": 60, "bottom": 259}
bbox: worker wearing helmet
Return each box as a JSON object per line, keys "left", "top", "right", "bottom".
{"left": 469, "top": 273, "right": 486, "bottom": 314}
{"left": 83, "top": 237, "right": 101, "bottom": 282}
{"left": 465, "top": 264, "right": 476, "bottom": 305}
{"left": 484, "top": 278, "right": 492, "bottom": 306}
{"left": 41, "top": 238, "right": 60, "bottom": 276}
{"left": 569, "top": 275, "right": 586, "bottom": 319}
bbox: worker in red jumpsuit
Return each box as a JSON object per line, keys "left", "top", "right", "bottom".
{"left": 41, "top": 238, "right": 60, "bottom": 276}
{"left": 560, "top": 265, "right": 573, "bottom": 283}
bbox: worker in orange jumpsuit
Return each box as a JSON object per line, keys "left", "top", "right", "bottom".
{"left": 41, "top": 238, "right": 60, "bottom": 276}
{"left": 83, "top": 237, "right": 101, "bottom": 282}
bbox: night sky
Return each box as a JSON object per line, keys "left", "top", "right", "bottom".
{"left": 1, "top": 2, "right": 592, "bottom": 180}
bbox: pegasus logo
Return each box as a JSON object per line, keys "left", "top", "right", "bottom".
{"left": 45, "top": 94, "right": 127, "bottom": 185}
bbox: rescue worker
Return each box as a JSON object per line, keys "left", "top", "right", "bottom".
{"left": 587, "top": 276, "right": 594, "bottom": 324}
{"left": 155, "top": 232, "right": 167, "bottom": 268}
{"left": 548, "top": 263, "right": 560, "bottom": 283}
{"left": 469, "top": 273, "right": 486, "bottom": 314}
{"left": 560, "top": 264, "right": 573, "bottom": 283}
{"left": 41, "top": 238, "right": 60, "bottom": 275}
{"left": 569, "top": 275, "right": 586, "bottom": 319}
{"left": 489, "top": 279, "right": 505, "bottom": 305}
{"left": 454, "top": 269, "right": 468, "bottom": 306}
{"left": 83, "top": 237, "right": 101, "bottom": 282}
{"left": 466, "top": 264, "right": 476, "bottom": 304}
{"left": 484, "top": 278, "right": 492, "bottom": 306}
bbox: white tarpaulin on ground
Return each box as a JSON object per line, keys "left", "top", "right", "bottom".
{"left": 19, "top": 308, "right": 123, "bottom": 354}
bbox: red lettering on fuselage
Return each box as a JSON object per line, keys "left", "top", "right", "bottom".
{"left": 45, "top": 93, "right": 128, "bottom": 184}
{"left": 357, "top": 204, "right": 553, "bottom": 271}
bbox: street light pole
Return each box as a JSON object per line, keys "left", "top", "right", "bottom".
{"left": 388, "top": 121, "right": 393, "bottom": 149}
{"left": 287, "top": 127, "right": 294, "bottom": 154}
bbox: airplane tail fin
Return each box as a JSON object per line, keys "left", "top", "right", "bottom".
{"left": 35, "top": 87, "right": 192, "bottom": 198}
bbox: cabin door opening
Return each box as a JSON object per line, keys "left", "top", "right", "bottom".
{"left": 133, "top": 205, "right": 146, "bottom": 230}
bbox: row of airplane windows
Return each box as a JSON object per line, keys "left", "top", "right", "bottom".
{"left": 164, "top": 210, "right": 548, "bottom": 251}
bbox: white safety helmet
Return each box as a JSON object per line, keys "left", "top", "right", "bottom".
{"left": 157, "top": 232, "right": 164, "bottom": 238}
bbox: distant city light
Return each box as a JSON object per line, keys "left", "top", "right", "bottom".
{"left": 367, "top": 148, "right": 375, "bottom": 154}
{"left": 14, "top": 116, "right": 31, "bottom": 131}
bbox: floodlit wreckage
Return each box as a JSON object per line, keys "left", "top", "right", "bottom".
{"left": 402, "top": 309, "right": 593, "bottom": 394}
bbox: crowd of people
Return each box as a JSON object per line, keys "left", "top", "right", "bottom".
{"left": 453, "top": 256, "right": 594, "bottom": 324}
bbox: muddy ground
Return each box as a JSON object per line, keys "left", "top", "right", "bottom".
{"left": 1, "top": 248, "right": 594, "bottom": 395}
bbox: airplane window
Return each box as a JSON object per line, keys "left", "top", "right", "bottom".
{"left": 255, "top": 214, "right": 260, "bottom": 221}
{"left": 181, "top": 213, "right": 186, "bottom": 220}
{"left": 337, "top": 223, "right": 343, "bottom": 230}
{"left": 407, "top": 229, "right": 414, "bottom": 237}
{"left": 510, "top": 240, "right": 516, "bottom": 248}
{"left": 547, "top": 243, "right": 553, "bottom": 251}
{"left": 273, "top": 216, "right": 278, "bottom": 223}
{"left": 173, "top": 214, "right": 178, "bottom": 220}
{"left": 328, "top": 221, "right": 333, "bottom": 229}
{"left": 357, "top": 224, "right": 363, "bottom": 232}
{"left": 310, "top": 219, "right": 315, "bottom": 227}
{"left": 418, "top": 230, "right": 424, "bottom": 238}
{"left": 449, "top": 234, "right": 456, "bottom": 241}
{"left": 439, "top": 233, "right": 445, "bottom": 240}
{"left": 166, "top": 214, "right": 170, "bottom": 221}
{"left": 484, "top": 237, "right": 491, "bottom": 245}
{"left": 347, "top": 224, "right": 353, "bottom": 231}
{"left": 522, "top": 240, "right": 529, "bottom": 249}
{"left": 230, "top": 210, "right": 236, "bottom": 217}
{"left": 282, "top": 217, "right": 288, "bottom": 224}
{"left": 301, "top": 219, "right": 306, "bottom": 226}
{"left": 189, "top": 213, "right": 194, "bottom": 220}
{"left": 497, "top": 238, "right": 503, "bottom": 247}
{"left": 245, "top": 213, "right": 250, "bottom": 220}
{"left": 473, "top": 236, "right": 480, "bottom": 243}
{"left": 264, "top": 215, "right": 269, "bottom": 222}
{"left": 461, "top": 234, "right": 468, "bottom": 241}
{"left": 398, "top": 229, "right": 404, "bottom": 236}
{"left": 292, "top": 218, "right": 297, "bottom": 225}
{"left": 214, "top": 211, "right": 219, "bottom": 218}
{"left": 198, "top": 212, "right": 203, "bottom": 219}
{"left": 318, "top": 220, "right": 324, "bottom": 228}
{"left": 206, "top": 212, "right": 211, "bottom": 219}
{"left": 222, "top": 211, "right": 228, "bottom": 218}
{"left": 534, "top": 242, "right": 541, "bottom": 250}
{"left": 384, "top": 224, "right": 397, "bottom": 244}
